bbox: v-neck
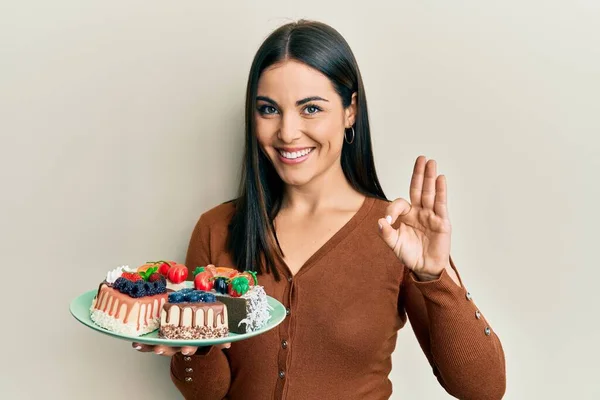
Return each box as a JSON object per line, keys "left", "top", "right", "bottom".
{"left": 276, "top": 196, "right": 376, "bottom": 279}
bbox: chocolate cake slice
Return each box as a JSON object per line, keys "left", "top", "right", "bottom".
{"left": 215, "top": 286, "right": 272, "bottom": 334}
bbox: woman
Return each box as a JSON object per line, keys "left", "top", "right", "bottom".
{"left": 134, "top": 20, "right": 506, "bottom": 400}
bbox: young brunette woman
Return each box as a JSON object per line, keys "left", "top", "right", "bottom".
{"left": 133, "top": 20, "right": 506, "bottom": 400}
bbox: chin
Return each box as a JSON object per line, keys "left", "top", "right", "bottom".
{"left": 277, "top": 170, "right": 315, "bottom": 187}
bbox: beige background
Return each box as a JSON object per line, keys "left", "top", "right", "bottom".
{"left": 2, "top": 1, "right": 599, "bottom": 399}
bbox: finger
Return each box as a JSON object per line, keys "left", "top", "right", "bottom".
{"left": 181, "top": 346, "right": 198, "bottom": 356}
{"left": 153, "top": 345, "right": 179, "bottom": 357}
{"left": 434, "top": 175, "right": 449, "bottom": 218}
{"left": 132, "top": 342, "right": 154, "bottom": 353}
{"left": 384, "top": 198, "right": 413, "bottom": 226}
{"left": 421, "top": 159, "right": 437, "bottom": 210}
{"left": 378, "top": 217, "right": 400, "bottom": 251}
{"left": 217, "top": 343, "right": 231, "bottom": 350}
{"left": 409, "top": 156, "right": 427, "bottom": 207}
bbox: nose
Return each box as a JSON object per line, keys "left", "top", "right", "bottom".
{"left": 278, "top": 113, "right": 301, "bottom": 144}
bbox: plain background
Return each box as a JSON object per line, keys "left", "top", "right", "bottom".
{"left": 1, "top": 1, "right": 599, "bottom": 399}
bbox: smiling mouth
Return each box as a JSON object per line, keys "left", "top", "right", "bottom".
{"left": 277, "top": 148, "right": 315, "bottom": 160}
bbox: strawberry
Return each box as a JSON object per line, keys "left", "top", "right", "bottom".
{"left": 158, "top": 262, "right": 173, "bottom": 277}
{"left": 167, "top": 264, "right": 188, "bottom": 284}
{"left": 121, "top": 272, "right": 143, "bottom": 282}
{"left": 239, "top": 271, "right": 258, "bottom": 287}
{"left": 148, "top": 273, "right": 165, "bottom": 283}
{"left": 228, "top": 276, "right": 250, "bottom": 297}
{"left": 144, "top": 260, "right": 175, "bottom": 277}
{"left": 193, "top": 267, "right": 214, "bottom": 291}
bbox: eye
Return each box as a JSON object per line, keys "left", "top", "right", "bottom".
{"left": 257, "top": 105, "right": 278, "bottom": 115}
{"left": 303, "top": 104, "right": 322, "bottom": 115}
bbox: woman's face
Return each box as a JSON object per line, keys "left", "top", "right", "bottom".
{"left": 255, "top": 60, "right": 356, "bottom": 187}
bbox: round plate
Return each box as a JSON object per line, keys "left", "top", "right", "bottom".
{"left": 69, "top": 284, "right": 286, "bottom": 346}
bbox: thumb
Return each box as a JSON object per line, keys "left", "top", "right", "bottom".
{"left": 378, "top": 216, "right": 399, "bottom": 250}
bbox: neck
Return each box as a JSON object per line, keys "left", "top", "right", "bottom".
{"left": 281, "top": 161, "right": 364, "bottom": 214}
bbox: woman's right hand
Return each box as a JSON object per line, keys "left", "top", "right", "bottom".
{"left": 132, "top": 342, "right": 230, "bottom": 357}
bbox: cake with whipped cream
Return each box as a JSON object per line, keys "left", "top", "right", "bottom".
{"left": 90, "top": 265, "right": 168, "bottom": 336}
{"left": 159, "top": 289, "right": 229, "bottom": 339}
{"left": 192, "top": 265, "right": 273, "bottom": 334}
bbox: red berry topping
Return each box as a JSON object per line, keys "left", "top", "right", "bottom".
{"left": 148, "top": 273, "right": 165, "bottom": 283}
{"left": 121, "top": 272, "right": 143, "bottom": 282}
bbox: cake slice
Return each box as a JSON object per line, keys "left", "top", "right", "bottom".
{"left": 214, "top": 285, "right": 272, "bottom": 334}
{"left": 159, "top": 289, "right": 229, "bottom": 339}
{"left": 90, "top": 265, "right": 168, "bottom": 336}
{"left": 192, "top": 266, "right": 273, "bottom": 334}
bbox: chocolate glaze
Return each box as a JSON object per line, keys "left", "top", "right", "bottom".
{"left": 92, "top": 283, "right": 167, "bottom": 330}
{"left": 162, "top": 302, "right": 226, "bottom": 328}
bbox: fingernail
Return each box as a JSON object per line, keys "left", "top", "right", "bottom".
{"left": 378, "top": 222, "right": 382, "bottom": 231}
{"left": 182, "top": 350, "right": 189, "bottom": 355}
{"left": 385, "top": 215, "right": 392, "bottom": 224}
{"left": 134, "top": 345, "right": 142, "bottom": 350}
{"left": 156, "top": 350, "right": 164, "bottom": 355}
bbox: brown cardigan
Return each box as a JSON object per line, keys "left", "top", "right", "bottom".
{"left": 170, "top": 196, "right": 506, "bottom": 399}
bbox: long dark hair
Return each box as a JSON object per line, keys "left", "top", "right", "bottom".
{"left": 227, "top": 20, "right": 387, "bottom": 280}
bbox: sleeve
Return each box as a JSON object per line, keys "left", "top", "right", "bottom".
{"left": 401, "top": 256, "right": 506, "bottom": 400}
{"left": 169, "top": 213, "right": 232, "bottom": 400}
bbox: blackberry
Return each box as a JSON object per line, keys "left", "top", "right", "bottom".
{"left": 152, "top": 281, "right": 166, "bottom": 294}
{"left": 213, "top": 277, "right": 228, "bottom": 294}
{"left": 121, "top": 279, "right": 134, "bottom": 295}
{"left": 129, "top": 281, "right": 147, "bottom": 298}
{"left": 143, "top": 282, "right": 152, "bottom": 293}
{"left": 113, "top": 277, "right": 127, "bottom": 292}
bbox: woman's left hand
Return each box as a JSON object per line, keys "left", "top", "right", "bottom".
{"left": 378, "top": 156, "right": 459, "bottom": 284}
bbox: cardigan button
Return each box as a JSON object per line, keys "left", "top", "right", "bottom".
{"left": 185, "top": 367, "right": 193, "bottom": 373}
{"left": 279, "top": 370, "right": 286, "bottom": 379}
{"left": 185, "top": 377, "right": 193, "bottom": 382}
{"left": 183, "top": 356, "right": 192, "bottom": 362}
{"left": 466, "top": 291, "right": 472, "bottom": 300}
{"left": 287, "top": 276, "right": 292, "bottom": 282}
{"left": 475, "top": 310, "right": 481, "bottom": 319}
{"left": 282, "top": 340, "right": 288, "bottom": 349}
{"left": 286, "top": 308, "right": 291, "bottom": 316}
{"left": 485, "top": 327, "right": 491, "bottom": 336}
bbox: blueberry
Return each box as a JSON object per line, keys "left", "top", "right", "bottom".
{"left": 178, "top": 288, "right": 194, "bottom": 294}
{"left": 200, "top": 293, "right": 217, "bottom": 303}
{"left": 168, "top": 291, "right": 185, "bottom": 303}
{"left": 129, "top": 281, "right": 147, "bottom": 298}
{"left": 187, "top": 292, "right": 203, "bottom": 302}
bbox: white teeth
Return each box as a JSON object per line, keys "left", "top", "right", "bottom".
{"left": 279, "top": 148, "right": 312, "bottom": 159}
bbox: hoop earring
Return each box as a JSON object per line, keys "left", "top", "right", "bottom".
{"left": 344, "top": 127, "right": 355, "bottom": 144}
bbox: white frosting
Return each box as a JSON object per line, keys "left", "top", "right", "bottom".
{"left": 105, "top": 265, "right": 135, "bottom": 283}
{"left": 90, "top": 308, "right": 159, "bottom": 336}
{"left": 238, "top": 286, "right": 273, "bottom": 332}
{"left": 166, "top": 281, "right": 187, "bottom": 291}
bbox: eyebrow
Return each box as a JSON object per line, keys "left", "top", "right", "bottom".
{"left": 256, "top": 96, "right": 329, "bottom": 107}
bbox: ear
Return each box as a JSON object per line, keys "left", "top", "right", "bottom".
{"left": 344, "top": 92, "right": 358, "bottom": 128}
